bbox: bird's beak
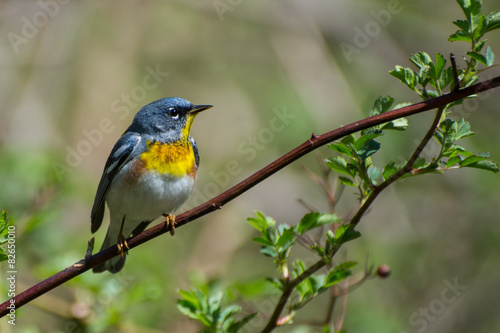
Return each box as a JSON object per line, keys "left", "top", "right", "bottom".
{"left": 189, "top": 104, "right": 213, "bottom": 115}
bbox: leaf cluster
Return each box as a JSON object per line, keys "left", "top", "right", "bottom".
{"left": 177, "top": 289, "right": 257, "bottom": 333}
{"left": 250, "top": 211, "right": 360, "bottom": 326}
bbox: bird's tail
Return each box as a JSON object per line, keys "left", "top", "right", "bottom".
{"left": 92, "top": 225, "right": 126, "bottom": 274}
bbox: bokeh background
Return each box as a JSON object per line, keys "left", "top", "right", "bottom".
{"left": 1, "top": 0, "right": 500, "bottom": 332}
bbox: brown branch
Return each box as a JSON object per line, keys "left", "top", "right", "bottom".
{"left": 1, "top": 76, "right": 500, "bottom": 318}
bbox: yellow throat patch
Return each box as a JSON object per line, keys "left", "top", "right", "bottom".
{"left": 140, "top": 140, "right": 195, "bottom": 177}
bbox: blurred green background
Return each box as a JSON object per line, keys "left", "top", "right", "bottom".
{"left": 1, "top": 0, "right": 500, "bottom": 332}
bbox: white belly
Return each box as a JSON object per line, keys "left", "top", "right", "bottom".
{"left": 106, "top": 163, "right": 195, "bottom": 223}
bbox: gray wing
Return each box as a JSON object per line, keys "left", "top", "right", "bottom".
{"left": 189, "top": 136, "right": 200, "bottom": 169}
{"left": 90, "top": 132, "right": 143, "bottom": 233}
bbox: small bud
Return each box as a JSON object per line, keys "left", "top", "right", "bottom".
{"left": 377, "top": 264, "right": 391, "bottom": 278}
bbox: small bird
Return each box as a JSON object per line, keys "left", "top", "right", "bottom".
{"left": 91, "top": 97, "right": 212, "bottom": 273}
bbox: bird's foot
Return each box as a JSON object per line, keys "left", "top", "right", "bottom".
{"left": 117, "top": 232, "right": 129, "bottom": 258}
{"left": 164, "top": 214, "right": 176, "bottom": 236}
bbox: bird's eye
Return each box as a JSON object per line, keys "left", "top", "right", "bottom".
{"left": 168, "top": 107, "right": 179, "bottom": 119}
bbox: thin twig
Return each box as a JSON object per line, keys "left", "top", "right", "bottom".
{"left": 450, "top": 53, "right": 460, "bottom": 92}
{"left": 1, "top": 77, "right": 499, "bottom": 317}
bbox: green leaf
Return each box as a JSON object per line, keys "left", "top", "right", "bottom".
{"left": 413, "top": 157, "right": 427, "bottom": 170}
{"left": 276, "top": 228, "right": 296, "bottom": 251}
{"left": 380, "top": 117, "right": 409, "bottom": 131}
{"left": 462, "top": 160, "right": 499, "bottom": 173}
{"left": 0, "top": 211, "right": 11, "bottom": 245}
{"left": 369, "top": 96, "right": 395, "bottom": 116}
{"left": 252, "top": 237, "right": 273, "bottom": 247}
{"left": 311, "top": 244, "right": 325, "bottom": 257}
{"left": 485, "top": 10, "right": 500, "bottom": 33}
{"left": 449, "top": 30, "right": 472, "bottom": 42}
{"left": 324, "top": 261, "right": 357, "bottom": 287}
{"left": 338, "top": 176, "right": 356, "bottom": 186}
{"left": 334, "top": 224, "right": 361, "bottom": 244}
{"left": 247, "top": 211, "right": 275, "bottom": 231}
{"left": 459, "top": 152, "right": 493, "bottom": 166}
{"left": 453, "top": 19, "right": 470, "bottom": 31}
{"left": 382, "top": 161, "right": 398, "bottom": 181}
{"left": 467, "top": 51, "right": 487, "bottom": 65}
{"left": 389, "top": 66, "right": 417, "bottom": 90}
{"left": 227, "top": 313, "right": 258, "bottom": 333}
{"left": 355, "top": 132, "right": 383, "bottom": 151}
{"left": 455, "top": 119, "right": 474, "bottom": 140}
{"left": 298, "top": 212, "right": 321, "bottom": 235}
{"left": 447, "top": 155, "right": 462, "bottom": 168}
{"left": 260, "top": 246, "right": 278, "bottom": 257}
{"left": 485, "top": 46, "right": 495, "bottom": 66}
{"left": 466, "top": 0, "right": 483, "bottom": 32}
{"left": 325, "top": 156, "right": 354, "bottom": 176}
{"left": 410, "top": 52, "right": 432, "bottom": 70}
{"left": 298, "top": 213, "right": 342, "bottom": 235}
{"left": 473, "top": 14, "right": 487, "bottom": 40}
{"left": 327, "top": 142, "right": 353, "bottom": 158}
{"left": 356, "top": 139, "right": 381, "bottom": 160}
{"left": 368, "top": 165, "right": 381, "bottom": 183}
{"left": 433, "top": 52, "right": 446, "bottom": 79}
{"left": 438, "top": 67, "right": 456, "bottom": 91}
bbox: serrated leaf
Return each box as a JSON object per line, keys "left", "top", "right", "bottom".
{"left": 449, "top": 30, "right": 473, "bottom": 42}
{"left": 369, "top": 96, "right": 395, "bottom": 116}
{"left": 389, "top": 66, "right": 417, "bottom": 90}
{"left": 453, "top": 19, "right": 470, "bottom": 31}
